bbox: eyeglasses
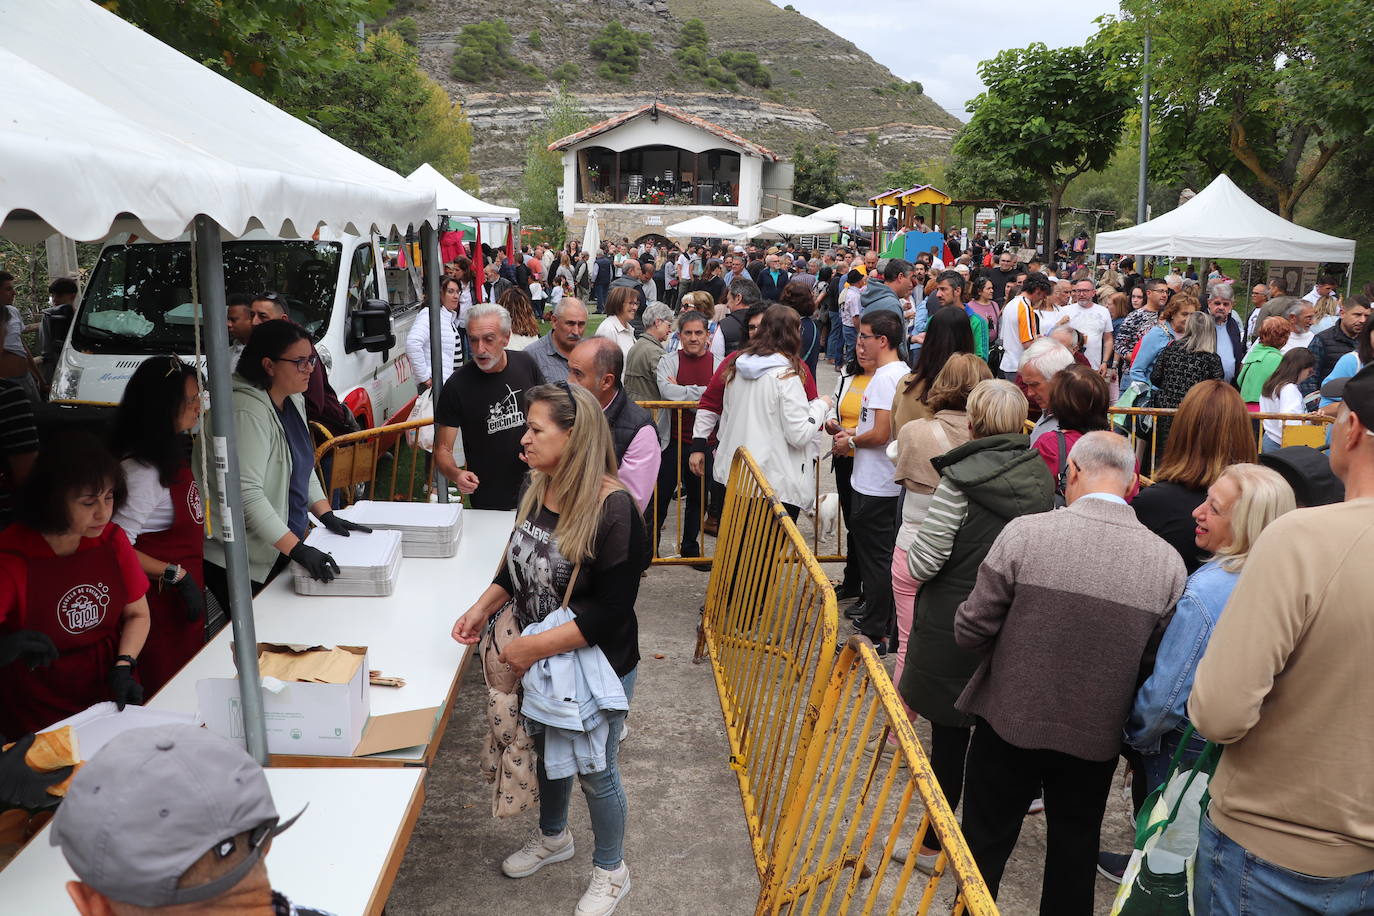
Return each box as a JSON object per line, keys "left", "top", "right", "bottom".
{"left": 555, "top": 380, "right": 579, "bottom": 420}
{"left": 273, "top": 355, "right": 317, "bottom": 372}
{"left": 856, "top": 332, "right": 880, "bottom": 342}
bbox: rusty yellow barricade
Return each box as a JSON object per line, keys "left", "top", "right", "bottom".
{"left": 699, "top": 448, "right": 998, "bottom": 916}
{"left": 313, "top": 416, "right": 437, "bottom": 505}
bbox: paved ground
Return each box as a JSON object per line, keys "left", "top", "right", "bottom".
{"left": 390, "top": 357, "right": 1135, "bottom": 914}
{"left": 388, "top": 559, "right": 1135, "bottom": 914}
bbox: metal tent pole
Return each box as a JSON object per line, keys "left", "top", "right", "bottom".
{"left": 194, "top": 216, "right": 269, "bottom": 765}
{"left": 421, "top": 220, "right": 449, "bottom": 504}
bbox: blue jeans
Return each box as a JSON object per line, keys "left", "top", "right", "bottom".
{"left": 841, "top": 324, "right": 857, "bottom": 366}
{"left": 1262, "top": 434, "right": 1283, "bottom": 454}
{"left": 1195, "top": 812, "right": 1374, "bottom": 915}
{"left": 535, "top": 667, "right": 637, "bottom": 869}
{"left": 1140, "top": 725, "right": 1209, "bottom": 794}
{"left": 827, "top": 312, "right": 845, "bottom": 365}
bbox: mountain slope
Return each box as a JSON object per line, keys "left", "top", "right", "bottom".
{"left": 407, "top": 0, "right": 959, "bottom": 202}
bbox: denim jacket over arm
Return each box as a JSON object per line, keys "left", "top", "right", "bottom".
{"left": 1126, "top": 561, "right": 1239, "bottom": 755}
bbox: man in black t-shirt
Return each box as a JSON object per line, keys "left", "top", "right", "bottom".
{"left": 981, "top": 249, "right": 1021, "bottom": 303}
{"left": 434, "top": 303, "right": 545, "bottom": 509}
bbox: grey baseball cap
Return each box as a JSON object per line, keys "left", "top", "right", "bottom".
{"left": 50, "top": 724, "right": 303, "bottom": 907}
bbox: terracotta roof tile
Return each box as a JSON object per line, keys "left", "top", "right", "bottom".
{"left": 547, "top": 103, "right": 779, "bottom": 161}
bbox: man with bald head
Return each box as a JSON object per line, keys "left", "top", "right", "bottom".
{"left": 524, "top": 296, "right": 588, "bottom": 383}
{"left": 568, "top": 338, "right": 660, "bottom": 512}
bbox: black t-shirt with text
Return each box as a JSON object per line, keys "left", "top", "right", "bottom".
{"left": 434, "top": 350, "right": 545, "bottom": 509}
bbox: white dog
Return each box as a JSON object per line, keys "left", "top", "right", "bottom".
{"left": 815, "top": 492, "right": 839, "bottom": 544}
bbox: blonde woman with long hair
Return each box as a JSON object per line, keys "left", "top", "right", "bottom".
{"left": 452, "top": 381, "right": 649, "bottom": 914}
{"left": 1125, "top": 463, "right": 1295, "bottom": 789}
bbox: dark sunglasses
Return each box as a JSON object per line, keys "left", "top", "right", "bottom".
{"left": 554, "top": 380, "right": 579, "bottom": 420}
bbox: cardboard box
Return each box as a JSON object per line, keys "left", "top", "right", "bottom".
{"left": 196, "top": 644, "right": 437, "bottom": 758}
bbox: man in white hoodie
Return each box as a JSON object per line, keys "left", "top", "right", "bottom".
{"left": 830, "top": 309, "right": 907, "bottom": 654}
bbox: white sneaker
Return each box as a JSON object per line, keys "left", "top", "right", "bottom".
{"left": 501, "top": 830, "right": 575, "bottom": 878}
{"left": 1028, "top": 797, "right": 1045, "bottom": 815}
{"left": 575, "top": 861, "right": 631, "bottom": 916}
{"left": 618, "top": 721, "right": 630, "bottom": 743}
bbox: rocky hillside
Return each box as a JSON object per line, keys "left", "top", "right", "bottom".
{"left": 403, "top": 0, "right": 959, "bottom": 203}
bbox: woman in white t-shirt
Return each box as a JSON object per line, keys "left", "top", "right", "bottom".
{"left": 595, "top": 286, "right": 639, "bottom": 360}
{"left": 1258, "top": 347, "right": 1315, "bottom": 453}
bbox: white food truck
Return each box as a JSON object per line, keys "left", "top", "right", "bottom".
{"left": 49, "top": 227, "right": 423, "bottom": 428}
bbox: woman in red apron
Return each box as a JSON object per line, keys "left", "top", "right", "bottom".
{"left": 0, "top": 435, "right": 150, "bottom": 738}
{"left": 111, "top": 357, "right": 207, "bottom": 695}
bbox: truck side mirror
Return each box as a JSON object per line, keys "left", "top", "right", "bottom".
{"left": 347, "top": 298, "right": 395, "bottom": 357}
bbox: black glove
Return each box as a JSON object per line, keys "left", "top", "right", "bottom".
{"left": 0, "top": 631, "right": 58, "bottom": 671}
{"left": 0, "top": 734, "right": 72, "bottom": 810}
{"left": 318, "top": 511, "right": 372, "bottom": 537}
{"left": 108, "top": 664, "right": 144, "bottom": 711}
{"left": 175, "top": 575, "right": 205, "bottom": 623}
{"left": 290, "top": 543, "right": 340, "bottom": 582}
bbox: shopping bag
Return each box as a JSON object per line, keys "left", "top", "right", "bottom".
{"left": 408, "top": 387, "right": 437, "bottom": 452}
{"left": 1109, "top": 726, "right": 1220, "bottom": 916}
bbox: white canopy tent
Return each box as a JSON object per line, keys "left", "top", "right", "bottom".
{"left": 809, "top": 203, "right": 877, "bottom": 228}
{"left": 1094, "top": 174, "right": 1356, "bottom": 264}
{"left": 748, "top": 214, "right": 841, "bottom": 238}
{"left": 664, "top": 215, "right": 749, "bottom": 239}
{"left": 1, "top": 0, "right": 446, "bottom": 764}
{"left": 406, "top": 162, "right": 518, "bottom": 261}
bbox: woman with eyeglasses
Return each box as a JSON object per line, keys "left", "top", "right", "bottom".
{"left": 109, "top": 357, "right": 209, "bottom": 693}
{"left": 198, "top": 321, "right": 369, "bottom": 608}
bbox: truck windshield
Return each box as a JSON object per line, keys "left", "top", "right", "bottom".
{"left": 71, "top": 240, "right": 343, "bottom": 353}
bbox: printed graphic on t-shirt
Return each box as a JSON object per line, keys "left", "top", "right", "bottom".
{"left": 487, "top": 385, "right": 526, "bottom": 435}
{"left": 507, "top": 515, "right": 573, "bottom": 631}
{"left": 57, "top": 582, "right": 111, "bottom": 634}
{"left": 187, "top": 481, "right": 205, "bottom": 524}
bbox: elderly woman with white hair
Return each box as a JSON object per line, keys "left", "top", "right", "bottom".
{"left": 1125, "top": 464, "right": 1295, "bottom": 786}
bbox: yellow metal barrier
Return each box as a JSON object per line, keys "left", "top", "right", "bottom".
{"left": 1108, "top": 406, "right": 1333, "bottom": 475}
{"left": 314, "top": 416, "right": 437, "bottom": 505}
{"left": 699, "top": 448, "right": 997, "bottom": 916}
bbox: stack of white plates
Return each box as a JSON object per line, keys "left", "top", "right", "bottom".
{"left": 336, "top": 500, "right": 463, "bottom": 558}
{"left": 293, "top": 528, "right": 403, "bottom": 596}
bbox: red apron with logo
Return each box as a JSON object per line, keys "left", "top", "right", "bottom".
{"left": 132, "top": 464, "right": 206, "bottom": 695}
{"left": 0, "top": 530, "right": 129, "bottom": 737}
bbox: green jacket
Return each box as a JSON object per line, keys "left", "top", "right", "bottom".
{"left": 899, "top": 433, "right": 1055, "bottom": 726}
{"left": 197, "top": 377, "right": 325, "bottom": 582}
{"left": 1237, "top": 344, "right": 1282, "bottom": 403}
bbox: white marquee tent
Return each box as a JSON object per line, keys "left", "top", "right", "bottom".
{"left": 809, "top": 203, "right": 877, "bottom": 228}
{"left": 1094, "top": 174, "right": 1356, "bottom": 264}
{"left": 0, "top": 0, "right": 446, "bottom": 763}
{"left": 406, "top": 163, "right": 518, "bottom": 222}
{"left": 664, "top": 215, "right": 749, "bottom": 239}
{"left": 748, "top": 214, "right": 840, "bottom": 238}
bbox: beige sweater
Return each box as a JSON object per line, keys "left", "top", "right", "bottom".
{"left": 1189, "top": 498, "right": 1374, "bottom": 877}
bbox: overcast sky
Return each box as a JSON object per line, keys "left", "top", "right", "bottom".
{"left": 777, "top": 0, "right": 1120, "bottom": 121}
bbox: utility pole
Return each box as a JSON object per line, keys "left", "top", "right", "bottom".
{"left": 1136, "top": 29, "right": 1151, "bottom": 226}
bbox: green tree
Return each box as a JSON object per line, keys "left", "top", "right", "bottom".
{"left": 589, "top": 23, "right": 652, "bottom": 81}
{"left": 106, "top": 0, "right": 375, "bottom": 106}
{"left": 527, "top": 29, "right": 543, "bottom": 49}
{"left": 951, "top": 43, "right": 1134, "bottom": 255}
{"left": 716, "top": 51, "right": 771, "bottom": 88}
{"left": 1099, "top": 0, "right": 1374, "bottom": 219}
{"left": 518, "top": 92, "right": 590, "bottom": 245}
{"left": 451, "top": 20, "right": 513, "bottom": 82}
{"left": 300, "top": 31, "right": 473, "bottom": 179}
{"left": 792, "top": 144, "right": 854, "bottom": 210}
{"left": 678, "top": 18, "right": 709, "bottom": 53}
{"left": 550, "top": 62, "right": 580, "bottom": 85}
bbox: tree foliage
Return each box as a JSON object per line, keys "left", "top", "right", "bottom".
{"left": 518, "top": 92, "right": 591, "bottom": 246}
{"left": 107, "top": 0, "right": 377, "bottom": 104}
{"left": 451, "top": 20, "right": 538, "bottom": 82}
{"left": 300, "top": 31, "right": 472, "bottom": 179}
{"left": 792, "top": 144, "right": 854, "bottom": 210}
{"left": 674, "top": 19, "right": 771, "bottom": 90}
{"left": 1098, "top": 0, "right": 1374, "bottom": 219}
{"left": 950, "top": 43, "right": 1134, "bottom": 252}
{"left": 589, "top": 23, "right": 652, "bottom": 81}
{"left": 110, "top": 1, "right": 476, "bottom": 191}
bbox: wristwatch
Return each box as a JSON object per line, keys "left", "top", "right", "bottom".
{"left": 115, "top": 654, "right": 137, "bottom": 669}
{"left": 161, "top": 564, "right": 183, "bottom": 586}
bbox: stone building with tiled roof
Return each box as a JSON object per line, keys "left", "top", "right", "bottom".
{"left": 548, "top": 102, "right": 794, "bottom": 245}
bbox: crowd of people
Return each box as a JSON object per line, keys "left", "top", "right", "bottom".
{"left": 1, "top": 224, "right": 1371, "bottom": 915}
